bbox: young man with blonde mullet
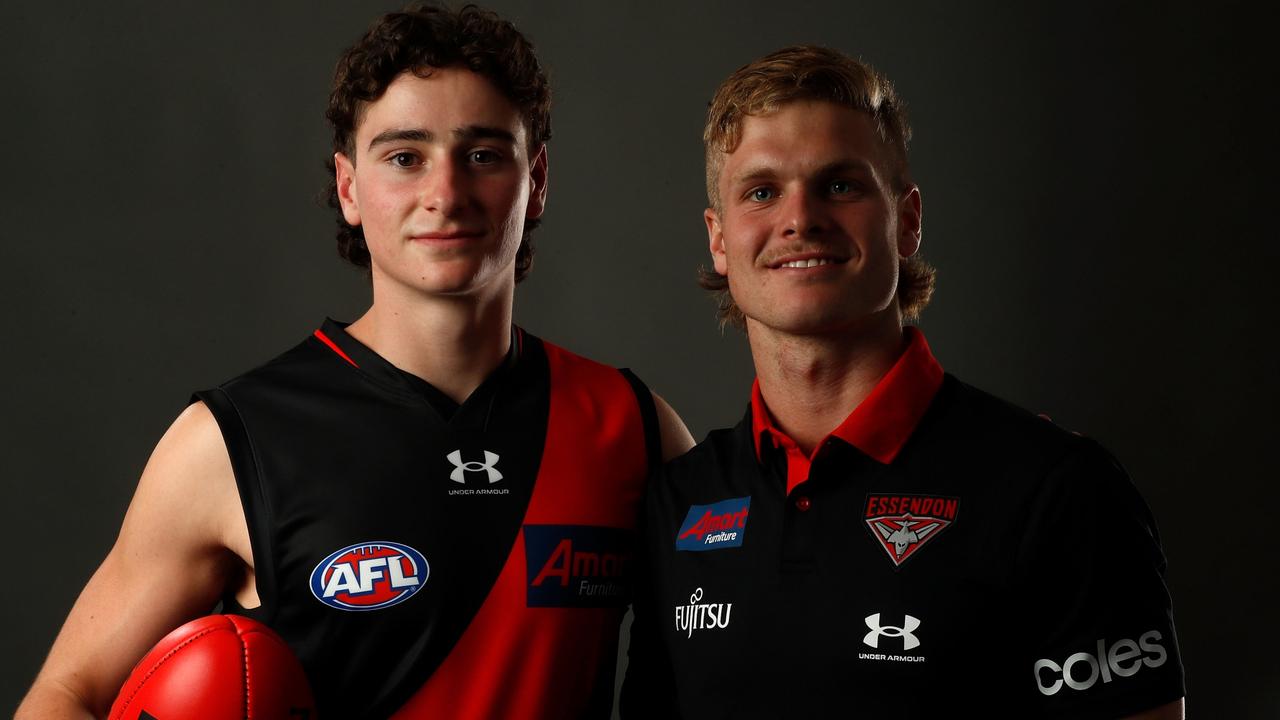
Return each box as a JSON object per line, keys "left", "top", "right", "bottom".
{"left": 622, "top": 46, "right": 1184, "bottom": 719}
{"left": 18, "top": 5, "right": 691, "bottom": 719}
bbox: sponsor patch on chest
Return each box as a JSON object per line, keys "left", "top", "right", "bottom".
{"left": 863, "top": 494, "right": 959, "bottom": 567}
{"left": 309, "top": 541, "right": 429, "bottom": 611}
{"left": 445, "top": 448, "right": 511, "bottom": 496}
{"left": 523, "top": 525, "right": 631, "bottom": 607}
{"left": 675, "top": 496, "right": 751, "bottom": 551}
{"left": 674, "top": 587, "right": 733, "bottom": 638}
{"left": 859, "top": 611, "right": 928, "bottom": 663}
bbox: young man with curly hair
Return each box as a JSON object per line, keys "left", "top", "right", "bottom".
{"left": 621, "top": 45, "right": 1184, "bottom": 719}
{"left": 18, "top": 5, "right": 690, "bottom": 718}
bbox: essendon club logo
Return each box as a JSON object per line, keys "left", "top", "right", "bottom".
{"left": 863, "top": 494, "right": 959, "bottom": 567}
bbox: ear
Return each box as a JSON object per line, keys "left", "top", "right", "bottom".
{"left": 526, "top": 143, "right": 549, "bottom": 220}
{"left": 334, "top": 152, "right": 361, "bottom": 227}
{"left": 705, "top": 207, "right": 728, "bottom": 276}
{"left": 896, "top": 185, "right": 922, "bottom": 257}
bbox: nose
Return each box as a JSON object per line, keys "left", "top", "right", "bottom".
{"left": 420, "top": 156, "right": 469, "bottom": 216}
{"left": 780, "top": 188, "right": 826, "bottom": 239}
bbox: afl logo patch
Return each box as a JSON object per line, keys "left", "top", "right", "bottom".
{"left": 309, "top": 541, "right": 429, "bottom": 611}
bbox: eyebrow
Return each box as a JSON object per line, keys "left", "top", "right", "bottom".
{"left": 730, "top": 158, "right": 877, "bottom": 187}
{"left": 368, "top": 128, "right": 433, "bottom": 151}
{"left": 367, "top": 125, "right": 518, "bottom": 152}
{"left": 454, "top": 125, "right": 517, "bottom": 144}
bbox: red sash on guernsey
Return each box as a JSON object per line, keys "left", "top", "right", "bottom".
{"left": 392, "top": 342, "right": 648, "bottom": 719}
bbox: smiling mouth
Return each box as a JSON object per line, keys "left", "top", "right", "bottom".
{"left": 767, "top": 252, "right": 850, "bottom": 269}
{"left": 778, "top": 258, "right": 837, "bottom": 268}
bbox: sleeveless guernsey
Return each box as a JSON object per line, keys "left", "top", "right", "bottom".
{"left": 195, "top": 319, "right": 657, "bottom": 719}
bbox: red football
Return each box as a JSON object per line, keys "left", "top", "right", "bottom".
{"left": 108, "top": 614, "right": 317, "bottom": 720}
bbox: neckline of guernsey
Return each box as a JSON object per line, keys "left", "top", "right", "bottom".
{"left": 314, "top": 317, "right": 523, "bottom": 423}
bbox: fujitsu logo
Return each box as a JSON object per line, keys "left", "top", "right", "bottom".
{"left": 674, "top": 588, "right": 733, "bottom": 638}
{"left": 447, "top": 450, "right": 503, "bottom": 484}
{"left": 1034, "top": 630, "right": 1168, "bottom": 696}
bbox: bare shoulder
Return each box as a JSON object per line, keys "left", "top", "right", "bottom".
{"left": 146, "top": 400, "right": 231, "bottom": 487}
{"left": 651, "top": 391, "right": 695, "bottom": 462}
{"left": 115, "top": 401, "right": 244, "bottom": 559}
{"left": 132, "top": 401, "right": 237, "bottom": 521}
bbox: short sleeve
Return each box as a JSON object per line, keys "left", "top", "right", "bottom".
{"left": 1016, "top": 439, "right": 1184, "bottom": 718}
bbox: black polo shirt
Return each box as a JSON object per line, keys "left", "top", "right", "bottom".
{"left": 622, "top": 329, "right": 1183, "bottom": 719}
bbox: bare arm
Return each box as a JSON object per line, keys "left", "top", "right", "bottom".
{"left": 1124, "top": 698, "right": 1185, "bottom": 720}
{"left": 652, "top": 391, "right": 695, "bottom": 462}
{"left": 16, "top": 402, "right": 246, "bottom": 719}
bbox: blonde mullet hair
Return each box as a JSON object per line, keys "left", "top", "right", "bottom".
{"left": 699, "top": 45, "right": 936, "bottom": 328}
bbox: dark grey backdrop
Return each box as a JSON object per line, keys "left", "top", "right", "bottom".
{"left": 3, "top": 1, "right": 1274, "bottom": 716}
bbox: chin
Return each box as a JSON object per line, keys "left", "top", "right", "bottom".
{"left": 423, "top": 267, "right": 516, "bottom": 298}
{"left": 419, "top": 277, "right": 487, "bottom": 296}
{"left": 749, "top": 298, "right": 896, "bottom": 337}
{"left": 747, "top": 310, "right": 846, "bottom": 336}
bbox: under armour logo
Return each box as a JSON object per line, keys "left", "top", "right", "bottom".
{"left": 863, "top": 613, "right": 921, "bottom": 650}
{"left": 446, "top": 450, "right": 503, "bottom": 484}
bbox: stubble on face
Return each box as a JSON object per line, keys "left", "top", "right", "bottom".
{"left": 709, "top": 102, "right": 912, "bottom": 338}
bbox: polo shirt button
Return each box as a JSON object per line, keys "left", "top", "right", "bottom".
{"left": 795, "top": 496, "right": 812, "bottom": 512}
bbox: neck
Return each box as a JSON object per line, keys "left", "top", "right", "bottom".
{"left": 750, "top": 311, "right": 906, "bottom": 455}
{"left": 346, "top": 274, "right": 515, "bottom": 404}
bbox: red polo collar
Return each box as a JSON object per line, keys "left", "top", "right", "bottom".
{"left": 751, "top": 327, "right": 945, "bottom": 493}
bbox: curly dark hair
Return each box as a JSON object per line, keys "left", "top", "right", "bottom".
{"left": 323, "top": 3, "right": 552, "bottom": 281}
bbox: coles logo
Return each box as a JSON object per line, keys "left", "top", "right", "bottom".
{"left": 1034, "top": 630, "right": 1168, "bottom": 696}
{"left": 676, "top": 496, "right": 751, "bottom": 551}
{"left": 309, "top": 541, "right": 428, "bottom": 611}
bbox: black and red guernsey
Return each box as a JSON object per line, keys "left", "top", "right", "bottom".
{"left": 195, "top": 319, "right": 657, "bottom": 719}
{"left": 621, "top": 328, "right": 1183, "bottom": 719}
